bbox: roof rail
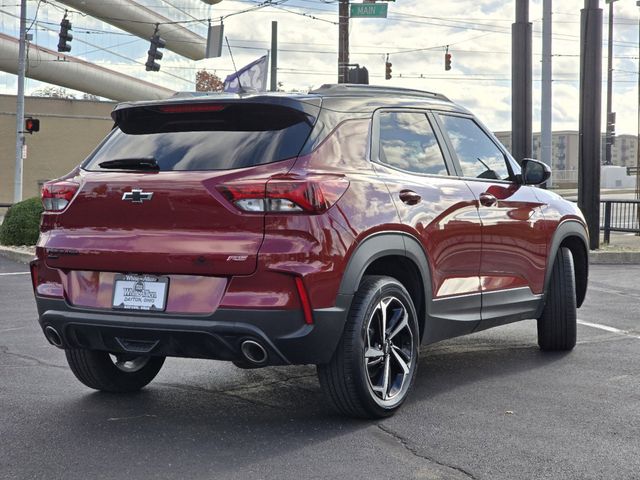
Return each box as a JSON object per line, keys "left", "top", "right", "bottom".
{"left": 309, "top": 84, "right": 450, "bottom": 102}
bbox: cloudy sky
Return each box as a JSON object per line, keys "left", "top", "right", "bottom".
{"left": 0, "top": 0, "right": 639, "bottom": 136}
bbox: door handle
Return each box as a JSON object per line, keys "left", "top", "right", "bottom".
{"left": 399, "top": 190, "right": 422, "bottom": 205}
{"left": 479, "top": 192, "right": 497, "bottom": 207}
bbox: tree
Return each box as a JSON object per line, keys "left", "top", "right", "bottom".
{"left": 195, "top": 70, "right": 224, "bottom": 92}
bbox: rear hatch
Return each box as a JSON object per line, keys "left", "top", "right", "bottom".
{"left": 43, "top": 98, "right": 321, "bottom": 276}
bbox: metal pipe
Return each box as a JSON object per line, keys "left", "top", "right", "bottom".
{"left": 13, "top": 0, "right": 26, "bottom": 203}
{"left": 270, "top": 21, "right": 278, "bottom": 92}
{"left": 605, "top": 0, "right": 615, "bottom": 166}
{"left": 0, "top": 33, "right": 175, "bottom": 101}
{"left": 541, "top": 0, "right": 553, "bottom": 186}
{"left": 240, "top": 340, "right": 268, "bottom": 365}
{"left": 56, "top": 0, "right": 207, "bottom": 60}
{"left": 636, "top": 1, "right": 640, "bottom": 231}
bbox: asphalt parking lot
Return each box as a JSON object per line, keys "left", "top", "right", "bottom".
{"left": 1, "top": 256, "right": 638, "bottom": 480}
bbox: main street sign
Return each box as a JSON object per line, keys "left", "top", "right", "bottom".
{"left": 350, "top": 3, "right": 388, "bottom": 18}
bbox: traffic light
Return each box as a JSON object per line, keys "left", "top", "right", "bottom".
{"left": 25, "top": 117, "right": 40, "bottom": 134}
{"left": 607, "top": 111, "right": 616, "bottom": 141}
{"left": 57, "top": 16, "right": 72, "bottom": 53}
{"left": 445, "top": 53, "right": 452, "bottom": 71}
{"left": 385, "top": 61, "right": 392, "bottom": 80}
{"left": 145, "top": 29, "right": 166, "bottom": 72}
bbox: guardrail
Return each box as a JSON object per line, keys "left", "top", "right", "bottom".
{"left": 601, "top": 199, "right": 640, "bottom": 244}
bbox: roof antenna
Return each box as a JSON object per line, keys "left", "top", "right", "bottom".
{"left": 225, "top": 36, "right": 245, "bottom": 94}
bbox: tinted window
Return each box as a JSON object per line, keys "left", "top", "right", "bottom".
{"left": 84, "top": 104, "right": 314, "bottom": 171}
{"left": 439, "top": 115, "right": 511, "bottom": 181}
{"left": 377, "top": 111, "right": 448, "bottom": 176}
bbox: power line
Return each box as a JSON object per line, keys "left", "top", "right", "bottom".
{"left": 0, "top": 8, "right": 192, "bottom": 84}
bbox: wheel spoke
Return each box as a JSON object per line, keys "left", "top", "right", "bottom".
{"left": 388, "top": 311, "right": 409, "bottom": 340}
{"left": 391, "top": 346, "right": 410, "bottom": 375}
{"left": 365, "top": 347, "right": 384, "bottom": 359}
{"left": 381, "top": 355, "right": 391, "bottom": 400}
{"left": 379, "top": 299, "right": 389, "bottom": 342}
{"left": 367, "top": 357, "right": 384, "bottom": 368}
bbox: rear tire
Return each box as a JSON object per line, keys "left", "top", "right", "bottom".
{"left": 65, "top": 349, "right": 165, "bottom": 393}
{"left": 318, "top": 275, "right": 419, "bottom": 419}
{"left": 537, "top": 247, "right": 577, "bottom": 351}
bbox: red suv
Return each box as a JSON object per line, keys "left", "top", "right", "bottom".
{"left": 31, "top": 85, "right": 588, "bottom": 418}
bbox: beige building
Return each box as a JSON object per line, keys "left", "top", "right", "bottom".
{"left": 1, "top": 94, "right": 115, "bottom": 204}
{"left": 494, "top": 130, "right": 639, "bottom": 172}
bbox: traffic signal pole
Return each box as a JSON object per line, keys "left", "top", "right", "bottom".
{"left": 578, "top": 0, "right": 603, "bottom": 250}
{"left": 605, "top": 0, "right": 616, "bottom": 166}
{"left": 540, "top": 0, "right": 552, "bottom": 180}
{"left": 13, "top": 0, "right": 27, "bottom": 203}
{"left": 338, "top": 0, "right": 349, "bottom": 83}
{"left": 270, "top": 21, "right": 277, "bottom": 92}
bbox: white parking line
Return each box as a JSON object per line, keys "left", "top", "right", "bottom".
{"left": 0, "top": 272, "right": 29, "bottom": 276}
{"left": 578, "top": 320, "right": 640, "bottom": 340}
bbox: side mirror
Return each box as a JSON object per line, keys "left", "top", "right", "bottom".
{"left": 520, "top": 159, "right": 551, "bottom": 185}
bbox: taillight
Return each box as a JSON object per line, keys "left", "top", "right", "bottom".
{"left": 41, "top": 180, "right": 79, "bottom": 211}
{"left": 217, "top": 176, "right": 349, "bottom": 214}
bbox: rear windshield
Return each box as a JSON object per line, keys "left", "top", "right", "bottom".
{"left": 83, "top": 103, "right": 315, "bottom": 171}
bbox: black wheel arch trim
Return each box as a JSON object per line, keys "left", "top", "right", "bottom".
{"left": 543, "top": 220, "right": 589, "bottom": 309}
{"left": 338, "top": 231, "right": 432, "bottom": 299}
{"left": 338, "top": 232, "right": 433, "bottom": 342}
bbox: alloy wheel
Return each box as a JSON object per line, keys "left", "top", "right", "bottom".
{"left": 363, "top": 295, "right": 415, "bottom": 407}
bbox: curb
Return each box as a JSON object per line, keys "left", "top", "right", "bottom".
{"left": 0, "top": 246, "right": 35, "bottom": 264}
{"left": 589, "top": 251, "right": 640, "bottom": 265}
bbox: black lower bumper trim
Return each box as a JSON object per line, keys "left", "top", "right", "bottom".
{"left": 35, "top": 296, "right": 352, "bottom": 366}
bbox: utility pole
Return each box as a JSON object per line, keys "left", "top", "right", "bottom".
{"left": 13, "top": 0, "right": 27, "bottom": 203}
{"left": 636, "top": 1, "right": 640, "bottom": 226}
{"left": 338, "top": 0, "right": 349, "bottom": 83}
{"left": 605, "top": 0, "right": 617, "bottom": 166}
{"left": 270, "top": 21, "right": 277, "bottom": 92}
{"left": 578, "top": 0, "right": 603, "bottom": 250}
{"left": 541, "top": 0, "right": 552, "bottom": 182}
{"left": 512, "top": 0, "right": 532, "bottom": 164}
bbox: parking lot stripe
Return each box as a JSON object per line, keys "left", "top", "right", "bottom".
{"left": 578, "top": 320, "right": 640, "bottom": 340}
{"left": 0, "top": 272, "right": 29, "bottom": 276}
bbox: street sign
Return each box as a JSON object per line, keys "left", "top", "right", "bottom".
{"left": 350, "top": 3, "right": 388, "bottom": 18}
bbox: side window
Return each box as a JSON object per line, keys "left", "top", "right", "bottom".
{"left": 377, "top": 111, "right": 448, "bottom": 176}
{"left": 439, "top": 115, "right": 511, "bottom": 181}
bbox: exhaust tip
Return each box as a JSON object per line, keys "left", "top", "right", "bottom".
{"left": 44, "top": 326, "right": 63, "bottom": 348}
{"left": 240, "top": 339, "right": 268, "bottom": 365}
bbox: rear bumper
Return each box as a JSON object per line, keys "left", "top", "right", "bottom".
{"left": 35, "top": 295, "right": 352, "bottom": 366}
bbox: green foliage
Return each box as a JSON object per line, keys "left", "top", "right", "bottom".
{"left": 0, "top": 197, "right": 43, "bottom": 246}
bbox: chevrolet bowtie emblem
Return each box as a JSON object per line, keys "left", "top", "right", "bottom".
{"left": 122, "top": 189, "right": 154, "bottom": 203}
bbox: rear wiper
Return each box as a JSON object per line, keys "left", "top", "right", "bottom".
{"left": 98, "top": 158, "right": 159, "bottom": 171}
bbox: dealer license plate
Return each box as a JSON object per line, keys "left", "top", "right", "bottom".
{"left": 112, "top": 274, "right": 169, "bottom": 311}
